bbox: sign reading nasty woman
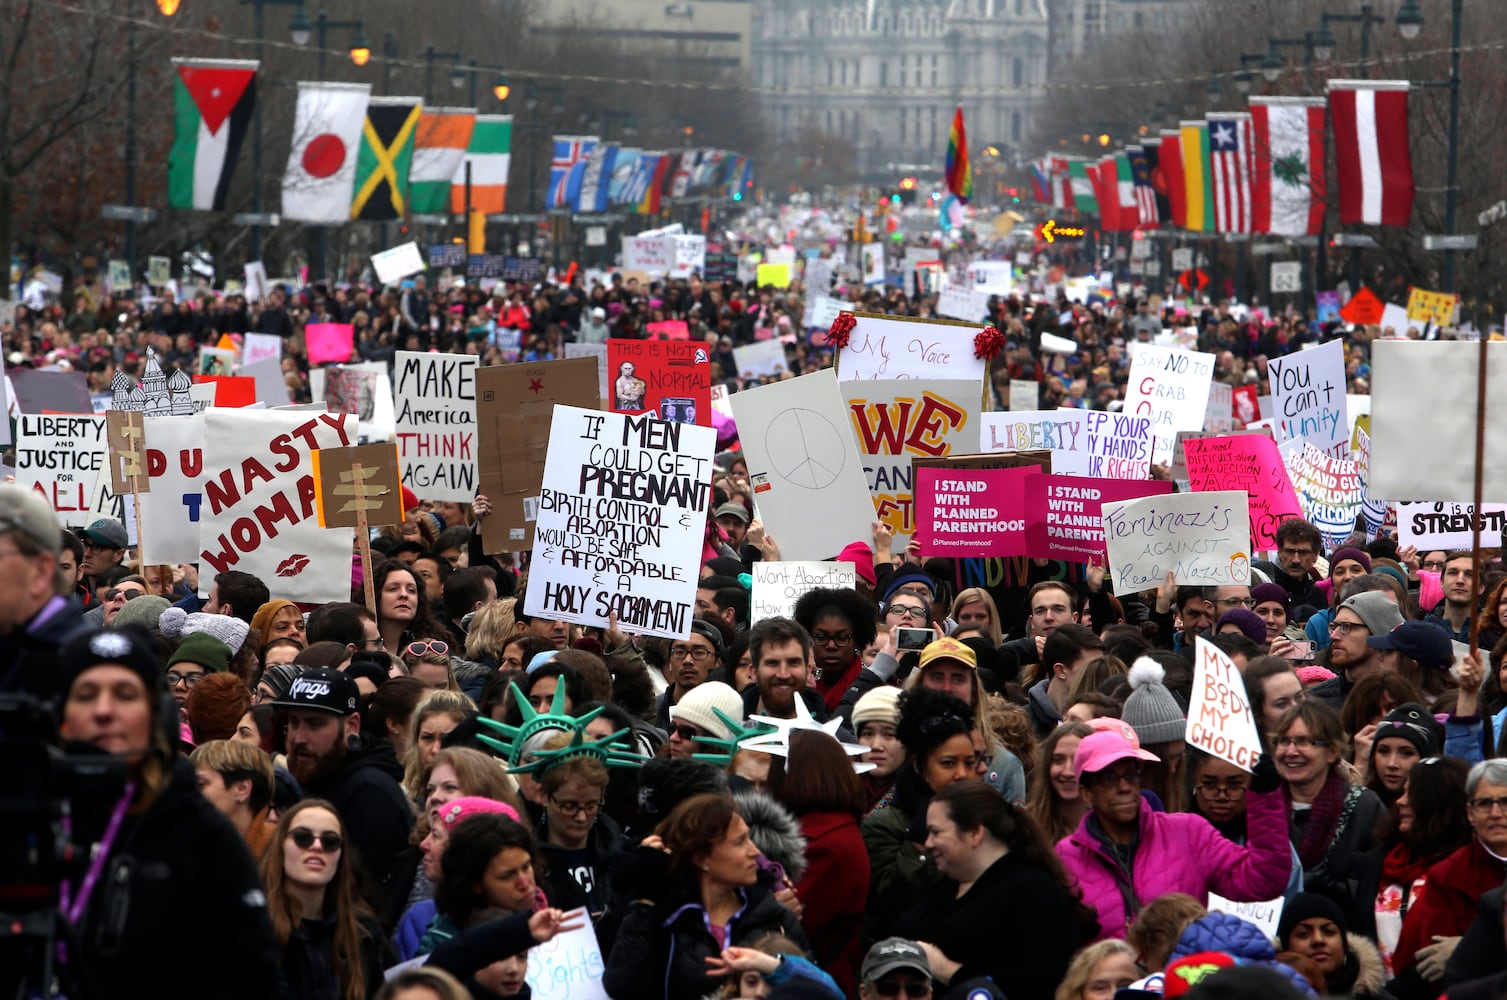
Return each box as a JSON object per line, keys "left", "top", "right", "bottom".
{"left": 1101, "top": 489, "right": 1252, "bottom": 589}
{"left": 524, "top": 405, "right": 715, "bottom": 638}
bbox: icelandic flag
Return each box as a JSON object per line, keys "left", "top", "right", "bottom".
{"left": 562, "top": 136, "right": 599, "bottom": 211}
{"left": 548, "top": 136, "right": 588, "bottom": 209}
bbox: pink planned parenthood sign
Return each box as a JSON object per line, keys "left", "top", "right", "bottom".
{"left": 912, "top": 465, "right": 1035, "bottom": 556}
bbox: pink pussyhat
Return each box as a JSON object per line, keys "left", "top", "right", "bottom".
{"left": 437, "top": 795, "right": 521, "bottom": 829}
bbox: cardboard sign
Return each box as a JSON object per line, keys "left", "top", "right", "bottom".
{"left": 1191, "top": 637, "right": 1263, "bottom": 771}
{"left": 1024, "top": 475, "right": 1175, "bottom": 563}
{"left": 728, "top": 369, "right": 874, "bottom": 561}
{"left": 524, "top": 406, "right": 714, "bottom": 639}
{"left": 306, "top": 322, "right": 355, "bottom": 365}
{"left": 912, "top": 465, "right": 1034, "bottom": 556}
{"left": 564, "top": 343, "right": 609, "bottom": 404}
{"left": 371, "top": 241, "right": 426, "bottom": 285}
{"left": 1397, "top": 502, "right": 1507, "bottom": 550}
{"left": 1268, "top": 339, "right": 1347, "bottom": 459}
{"left": 751, "top": 561, "right": 857, "bottom": 623}
{"left": 837, "top": 313, "right": 986, "bottom": 382}
{"left": 393, "top": 351, "right": 478, "bottom": 502}
{"left": 842, "top": 379, "right": 980, "bottom": 543}
{"left": 605, "top": 339, "right": 711, "bottom": 427}
{"left": 104, "top": 409, "right": 149, "bottom": 494}
{"left": 1124, "top": 344, "right": 1216, "bottom": 466}
{"left": 198, "top": 409, "right": 355, "bottom": 603}
{"left": 15, "top": 414, "right": 108, "bottom": 526}
{"left": 1008, "top": 379, "right": 1038, "bottom": 411}
{"left": 1182, "top": 433, "right": 1301, "bottom": 551}
{"left": 1101, "top": 490, "right": 1252, "bottom": 589}
{"left": 138, "top": 414, "right": 207, "bottom": 565}
{"left": 312, "top": 443, "right": 404, "bottom": 527}
{"left": 476, "top": 357, "right": 601, "bottom": 552}
{"left": 1283, "top": 441, "right": 1363, "bottom": 548}
{"left": 733, "top": 340, "right": 788, "bottom": 379}
{"left": 1406, "top": 287, "right": 1458, "bottom": 327}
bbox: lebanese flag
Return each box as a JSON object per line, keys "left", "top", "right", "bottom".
{"left": 281, "top": 81, "right": 371, "bottom": 223}
{"left": 1159, "top": 129, "right": 1186, "bottom": 230}
{"left": 1328, "top": 80, "right": 1413, "bottom": 227}
{"left": 166, "top": 58, "right": 258, "bottom": 211}
{"left": 1251, "top": 97, "right": 1326, "bottom": 235}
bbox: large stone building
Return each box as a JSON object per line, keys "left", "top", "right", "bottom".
{"left": 530, "top": 0, "right": 755, "bottom": 74}
{"left": 751, "top": 0, "right": 1050, "bottom": 177}
{"left": 1046, "top": 0, "right": 1198, "bottom": 72}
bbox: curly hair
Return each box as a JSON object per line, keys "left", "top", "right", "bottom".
{"left": 433, "top": 813, "right": 540, "bottom": 927}
{"left": 894, "top": 686, "right": 975, "bottom": 767}
{"left": 983, "top": 695, "right": 1036, "bottom": 778}
{"left": 792, "top": 587, "right": 877, "bottom": 651}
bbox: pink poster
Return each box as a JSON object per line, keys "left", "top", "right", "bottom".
{"left": 1023, "top": 475, "right": 1174, "bottom": 563}
{"left": 1183, "top": 433, "right": 1301, "bottom": 550}
{"left": 306, "top": 322, "right": 355, "bottom": 364}
{"left": 645, "top": 320, "right": 690, "bottom": 340}
{"left": 912, "top": 465, "right": 1035, "bottom": 556}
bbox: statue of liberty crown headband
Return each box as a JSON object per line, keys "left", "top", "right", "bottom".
{"left": 694, "top": 697, "right": 876, "bottom": 774}
{"left": 476, "top": 681, "right": 648, "bottom": 776}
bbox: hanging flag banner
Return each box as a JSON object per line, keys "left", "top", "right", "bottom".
{"left": 451, "top": 114, "right": 511, "bottom": 215}
{"left": 198, "top": 409, "right": 356, "bottom": 603}
{"left": 282, "top": 81, "right": 372, "bottom": 224}
{"left": 1267, "top": 339, "right": 1347, "bottom": 459}
{"left": 605, "top": 339, "right": 711, "bottom": 425}
{"left": 1024, "top": 474, "right": 1176, "bottom": 563}
{"left": 1249, "top": 97, "right": 1326, "bottom": 237}
{"left": 1124, "top": 344, "right": 1216, "bottom": 466}
{"left": 524, "top": 405, "right": 714, "bottom": 639}
{"left": 1101, "top": 489, "right": 1252, "bottom": 589}
{"left": 1182, "top": 432, "right": 1300, "bottom": 551}
{"left": 167, "top": 58, "right": 259, "bottom": 211}
{"left": 393, "top": 351, "right": 478, "bottom": 502}
{"left": 351, "top": 96, "right": 422, "bottom": 221}
{"left": 837, "top": 314, "right": 986, "bottom": 382}
{"left": 912, "top": 465, "right": 1034, "bottom": 557}
{"left": 1282, "top": 441, "right": 1364, "bottom": 549}
{"left": 751, "top": 561, "right": 857, "bottom": 623}
{"left": 15, "top": 415, "right": 108, "bottom": 526}
{"left": 1328, "top": 80, "right": 1414, "bottom": 227}
{"left": 408, "top": 107, "right": 476, "bottom": 215}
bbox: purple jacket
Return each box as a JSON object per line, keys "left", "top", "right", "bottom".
{"left": 1057, "top": 787, "right": 1291, "bottom": 941}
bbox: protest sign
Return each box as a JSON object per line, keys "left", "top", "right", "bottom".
{"left": 1315, "top": 290, "right": 1343, "bottom": 324}
{"left": 1023, "top": 475, "right": 1175, "bottom": 563}
{"left": 306, "top": 322, "right": 355, "bottom": 365}
{"left": 324, "top": 366, "right": 377, "bottom": 419}
{"left": 862, "top": 243, "right": 885, "bottom": 285}
{"left": 842, "top": 379, "right": 980, "bottom": 543}
{"left": 564, "top": 343, "right": 609, "bottom": 404}
{"left": 1191, "top": 637, "right": 1263, "bottom": 771}
{"left": 1267, "top": 339, "right": 1347, "bottom": 459}
{"left": 147, "top": 255, "right": 171, "bottom": 287}
{"left": 1380, "top": 302, "right": 1412, "bottom": 335}
{"left": 242, "top": 358, "right": 292, "bottom": 407}
{"left": 1397, "top": 502, "right": 1507, "bottom": 550}
{"left": 87, "top": 472, "right": 138, "bottom": 546}
{"left": 371, "top": 241, "right": 426, "bottom": 285}
{"left": 1370, "top": 341, "right": 1507, "bottom": 502}
{"left": 728, "top": 369, "right": 874, "bottom": 561}
{"left": 198, "top": 409, "right": 355, "bottom": 603}
{"left": 670, "top": 234, "right": 707, "bottom": 278}
{"left": 476, "top": 357, "right": 600, "bottom": 551}
{"left": 198, "top": 346, "right": 236, "bottom": 377}
{"left": 243, "top": 332, "right": 283, "bottom": 368}
{"left": 837, "top": 314, "right": 986, "bottom": 382}
{"left": 310, "top": 362, "right": 393, "bottom": 442}
{"left": 1204, "top": 382, "right": 1233, "bottom": 432}
{"left": 980, "top": 410, "right": 1087, "bottom": 472}
{"left": 1406, "top": 287, "right": 1458, "bottom": 327}
{"left": 194, "top": 374, "right": 256, "bottom": 408}
{"left": 1232, "top": 385, "right": 1259, "bottom": 427}
{"left": 966, "top": 260, "right": 1013, "bottom": 294}
{"left": 622, "top": 232, "right": 673, "bottom": 275}
{"left": 756, "top": 262, "right": 792, "bottom": 288}
{"left": 393, "top": 351, "right": 478, "bottom": 502}
{"left": 244, "top": 261, "right": 269, "bottom": 302}
{"left": 733, "top": 340, "right": 788, "bottom": 379}
{"left": 15, "top": 414, "right": 108, "bottom": 525}
{"left": 1101, "top": 490, "right": 1252, "bottom": 589}
{"left": 1283, "top": 441, "right": 1363, "bottom": 548}
{"left": 936, "top": 285, "right": 991, "bottom": 323}
{"left": 911, "top": 465, "right": 1034, "bottom": 557}
{"left": 312, "top": 443, "right": 403, "bottom": 528}
{"left": 805, "top": 258, "right": 835, "bottom": 295}
{"left": 104, "top": 409, "right": 148, "bottom": 495}
{"left": 138, "top": 414, "right": 207, "bottom": 565}
{"left": 605, "top": 339, "right": 710, "bottom": 425}
{"left": 1008, "top": 379, "right": 1037, "bottom": 411}
{"left": 1124, "top": 344, "right": 1216, "bottom": 465}
{"left": 704, "top": 252, "right": 738, "bottom": 282}
{"left": 1182, "top": 433, "right": 1300, "bottom": 551}
{"left": 802, "top": 295, "right": 845, "bottom": 331}
{"left": 524, "top": 406, "right": 714, "bottom": 639}
{"left": 108, "top": 260, "right": 131, "bottom": 292}
{"left": 9, "top": 369, "right": 91, "bottom": 414}
{"left": 751, "top": 561, "right": 857, "bottom": 623}
{"left": 644, "top": 320, "right": 690, "bottom": 340}
{"left": 1204, "top": 895, "right": 1284, "bottom": 941}
{"left": 524, "top": 913, "right": 609, "bottom": 1000}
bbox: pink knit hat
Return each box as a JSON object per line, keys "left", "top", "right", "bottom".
{"left": 1416, "top": 570, "right": 1444, "bottom": 613}
{"left": 437, "top": 795, "right": 520, "bottom": 830}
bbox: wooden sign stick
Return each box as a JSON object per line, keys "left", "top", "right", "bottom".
{"left": 352, "top": 461, "right": 376, "bottom": 616}
{"left": 1470, "top": 337, "right": 1488, "bottom": 655}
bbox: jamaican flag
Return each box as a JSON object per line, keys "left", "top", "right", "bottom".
{"left": 351, "top": 96, "right": 422, "bottom": 220}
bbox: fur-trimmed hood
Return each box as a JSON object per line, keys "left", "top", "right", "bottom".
{"left": 1332, "top": 931, "right": 1386, "bottom": 997}
{"left": 732, "top": 788, "right": 807, "bottom": 881}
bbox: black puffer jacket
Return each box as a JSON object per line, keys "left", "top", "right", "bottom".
{"left": 275, "top": 913, "right": 394, "bottom": 1000}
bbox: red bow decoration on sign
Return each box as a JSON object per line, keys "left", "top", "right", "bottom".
{"left": 826, "top": 312, "right": 856, "bottom": 349}
{"left": 973, "top": 325, "right": 1005, "bottom": 361}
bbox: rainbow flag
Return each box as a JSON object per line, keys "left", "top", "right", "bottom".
{"left": 945, "top": 106, "right": 972, "bottom": 204}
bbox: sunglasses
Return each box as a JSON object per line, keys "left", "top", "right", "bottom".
{"left": 405, "top": 640, "right": 449, "bottom": 657}
{"left": 670, "top": 724, "right": 706, "bottom": 741}
{"left": 289, "top": 828, "right": 344, "bottom": 853}
{"left": 873, "top": 982, "right": 930, "bottom": 998}
{"left": 106, "top": 589, "right": 144, "bottom": 602}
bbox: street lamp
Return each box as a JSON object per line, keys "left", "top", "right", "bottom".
{"left": 424, "top": 47, "right": 468, "bottom": 103}
{"left": 1205, "top": 73, "right": 1223, "bottom": 104}
{"left": 156, "top": 0, "right": 181, "bottom": 13}
{"left": 1398, "top": 0, "right": 1464, "bottom": 292}
{"left": 316, "top": 11, "right": 368, "bottom": 71}
{"left": 493, "top": 71, "right": 510, "bottom": 103}
{"left": 1396, "top": 0, "right": 1424, "bottom": 40}
{"left": 1318, "top": 6, "right": 1385, "bottom": 73}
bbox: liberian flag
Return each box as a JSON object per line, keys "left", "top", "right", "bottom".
{"left": 1250, "top": 97, "right": 1326, "bottom": 236}
{"left": 1327, "top": 80, "right": 1413, "bottom": 227}
{"left": 167, "top": 58, "right": 258, "bottom": 211}
{"left": 945, "top": 107, "right": 972, "bottom": 203}
{"left": 1208, "top": 112, "right": 1254, "bottom": 233}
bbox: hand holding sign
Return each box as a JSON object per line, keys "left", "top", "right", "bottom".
{"left": 1191, "top": 637, "right": 1264, "bottom": 772}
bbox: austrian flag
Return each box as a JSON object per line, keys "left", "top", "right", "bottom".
{"left": 1327, "top": 80, "right": 1414, "bottom": 227}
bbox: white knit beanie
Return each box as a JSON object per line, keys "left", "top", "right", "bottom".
{"left": 159, "top": 606, "right": 251, "bottom": 655}
{"left": 669, "top": 681, "right": 744, "bottom": 740}
{"left": 852, "top": 686, "right": 901, "bottom": 732}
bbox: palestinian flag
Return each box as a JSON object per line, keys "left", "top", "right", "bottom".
{"left": 167, "top": 58, "right": 258, "bottom": 211}
{"left": 351, "top": 97, "right": 422, "bottom": 221}
{"left": 408, "top": 108, "right": 475, "bottom": 215}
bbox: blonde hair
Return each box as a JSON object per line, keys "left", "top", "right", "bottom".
{"left": 950, "top": 587, "right": 1003, "bottom": 645}
{"left": 465, "top": 598, "right": 520, "bottom": 661}
{"left": 1055, "top": 939, "right": 1138, "bottom": 1000}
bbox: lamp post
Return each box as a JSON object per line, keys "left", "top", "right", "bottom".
{"left": 1316, "top": 4, "right": 1385, "bottom": 294}
{"left": 1397, "top": 0, "right": 1464, "bottom": 293}
{"left": 1264, "top": 35, "right": 1323, "bottom": 307}
{"left": 423, "top": 47, "right": 467, "bottom": 104}
{"left": 241, "top": 0, "right": 313, "bottom": 262}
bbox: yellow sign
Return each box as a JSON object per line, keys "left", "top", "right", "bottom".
{"left": 1405, "top": 287, "right": 1458, "bottom": 327}
{"left": 756, "top": 263, "right": 792, "bottom": 288}
{"left": 1038, "top": 219, "right": 1086, "bottom": 244}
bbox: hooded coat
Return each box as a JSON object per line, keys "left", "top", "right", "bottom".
{"left": 300, "top": 732, "right": 414, "bottom": 913}
{"left": 731, "top": 788, "right": 808, "bottom": 881}
{"left": 1393, "top": 838, "right": 1507, "bottom": 976}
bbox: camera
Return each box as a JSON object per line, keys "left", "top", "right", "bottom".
{"left": 896, "top": 627, "right": 932, "bottom": 650}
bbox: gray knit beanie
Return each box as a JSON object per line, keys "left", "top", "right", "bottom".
{"left": 1121, "top": 657, "right": 1187, "bottom": 746}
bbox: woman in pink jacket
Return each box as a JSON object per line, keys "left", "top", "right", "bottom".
{"left": 1056, "top": 730, "right": 1291, "bottom": 941}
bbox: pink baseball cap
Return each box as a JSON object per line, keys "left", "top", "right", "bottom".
{"left": 437, "top": 795, "right": 521, "bottom": 829}
{"left": 1073, "top": 730, "right": 1160, "bottom": 783}
{"left": 1085, "top": 717, "right": 1143, "bottom": 746}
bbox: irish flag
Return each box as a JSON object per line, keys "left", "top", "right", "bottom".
{"left": 167, "top": 58, "right": 258, "bottom": 211}
{"left": 449, "top": 115, "right": 512, "bottom": 215}
{"left": 408, "top": 108, "right": 475, "bottom": 215}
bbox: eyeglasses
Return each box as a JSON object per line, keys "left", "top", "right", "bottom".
{"left": 1196, "top": 781, "right": 1249, "bottom": 800}
{"left": 106, "top": 589, "right": 144, "bottom": 602}
{"left": 1469, "top": 796, "right": 1507, "bottom": 815}
{"left": 1422, "top": 560, "right": 1447, "bottom": 572}
{"left": 670, "top": 644, "right": 715, "bottom": 662}
{"left": 1279, "top": 547, "right": 1317, "bottom": 561}
{"left": 549, "top": 795, "right": 604, "bottom": 817}
{"left": 290, "top": 828, "right": 344, "bottom": 852}
{"left": 166, "top": 671, "right": 204, "bottom": 688}
{"left": 887, "top": 605, "right": 929, "bottom": 621}
{"left": 1215, "top": 598, "right": 1256, "bottom": 609}
{"left": 873, "top": 981, "right": 931, "bottom": 998}
{"left": 405, "top": 640, "right": 449, "bottom": 657}
{"left": 1272, "top": 735, "right": 1330, "bottom": 751}
{"left": 1086, "top": 764, "right": 1142, "bottom": 787}
{"left": 1328, "top": 621, "right": 1365, "bottom": 636}
{"left": 812, "top": 631, "right": 853, "bottom": 647}
{"left": 359, "top": 637, "right": 384, "bottom": 649}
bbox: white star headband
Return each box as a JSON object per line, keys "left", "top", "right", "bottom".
{"left": 741, "top": 696, "right": 876, "bottom": 774}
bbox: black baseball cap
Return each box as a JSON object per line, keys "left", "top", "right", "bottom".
{"left": 271, "top": 667, "right": 359, "bottom": 716}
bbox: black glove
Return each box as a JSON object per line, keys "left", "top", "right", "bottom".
{"left": 1248, "top": 753, "right": 1281, "bottom": 794}
{"left": 613, "top": 843, "right": 670, "bottom": 904}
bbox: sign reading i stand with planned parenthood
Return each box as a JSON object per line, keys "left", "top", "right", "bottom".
{"left": 525, "top": 406, "right": 715, "bottom": 639}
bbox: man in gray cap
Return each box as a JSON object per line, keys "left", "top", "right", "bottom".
{"left": 78, "top": 516, "right": 129, "bottom": 594}
{"left": 713, "top": 500, "right": 751, "bottom": 553}
{"left": 0, "top": 484, "right": 94, "bottom": 700}
{"left": 1309, "top": 590, "right": 1405, "bottom": 710}
{"left": 860, "top": 937, "right": 933, "bottom": 1000}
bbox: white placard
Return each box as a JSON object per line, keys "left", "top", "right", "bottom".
{"left": 1270, "top": 261, "right": 1302, "bottom": 293}
{"left": 1205, "top": 894, "right": 1284, "bottom": 940}
{"left": 1009, "top": 379, "right": 1038, "bottom": 411}
{"left": 1267, "top": 338, "right": 1347, "bottom": 459}
{"left": 1203, "top": 382, "right": 1233, "bottom": 432}
{"left": 622, "top": 233, "right": 673, "bottom": 275}
{"left": 138, "top": 414, "right": 206, "bottom": 564}
{"left": 1396, "top": 502, "right": 1507, "bottom": 550}
{"left": 393, "top": 351, "right": 478, "bottom": 502}
{"left": 837, "top": 314, "right": 986, "bottom": 382}
{"left": 862, "top": 243, "right": 885, "bottom": 285}
{"left": 670, "top": 234, "right": 707, "bottom": 278}
{"left": 733, "top": 340, "right": 789, "bottom": 379}
{"left": 805, "top": 258, "right": 835, "bottom": 294}
{"left": 525, "top": 913, "right": 610, "bottom": 1000}
{"left": 371, "top": 241, "right": 426, "bottom": 285}
{"left": 1379, "top": 302, "right": 1412, "bottom": 335}
{"left": 524, "top": 406, "right": 714, "bottom": 639}
{"left": 728, "top": 369, "right": 875, "bottom": 561}
{"left": 1102, "top": 489, "right": 1252, "bottom": 589}
{"left": 1171, "top": 248, "right": 1194, "bottom": 272}
{"left": 1124, "top": 344, "right": 1216, "bottom": 466}
{"left": 751, "top": 561, "right": 857, "bottom": 623}
{"left": 937, "top": 285, "right": 992, "bottom": 323}
{"left": 244, "top": 260, "right": 269, "bottom": 303}
{"left": 15, "top": 414, "right": 108, "bottom": 526}
{"left": 1191, "top": 637, "right": 1263, "bottom": 771}
{"left": 966, "top": 260, "right": 1013, "bottom": 295}
{"left": 981, "top": 409, "right": 1152, "bottom": 480}
{"left": 243, "top": 332, "right": 283, "bottom": 368}
{"left": 803, "top": 295, "right": 846, "bottom": 330}
{"left": 564, "top": 343, "right": 609, "bottom": 404}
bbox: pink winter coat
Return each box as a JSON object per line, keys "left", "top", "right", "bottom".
{"left": 1056, "top": 787, "right": 1292, "bottom": 941}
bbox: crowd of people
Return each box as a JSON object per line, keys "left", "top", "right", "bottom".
{"left": 0, "top": 241, "right": 1500, "bottom": 1000}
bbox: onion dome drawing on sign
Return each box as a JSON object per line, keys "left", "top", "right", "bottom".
{"left": 166, "top": 369, "right": 193, "bottom": 414}
{"left": 110, "top": 346, "right": 191, "bottom": 415}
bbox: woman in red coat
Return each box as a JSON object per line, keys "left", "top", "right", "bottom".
{"left": 768, "top": 728, "right": 871, "bottom": 998}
